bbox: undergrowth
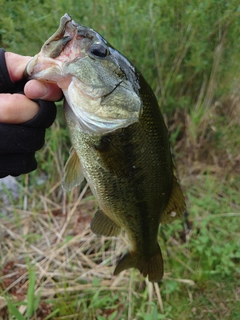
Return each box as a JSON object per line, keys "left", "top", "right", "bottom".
{"left": 0, "top": 0, "right": 240, "bottom": 319}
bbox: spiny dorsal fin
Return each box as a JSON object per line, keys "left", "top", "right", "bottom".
{"left": 160, "top": 175, "right": 186, "bottom": 224}
{"left": 91, "top": 208, "right": 121, "bottom": 236}
{"left": 62, "top": 147, "right": 84, "bottom": 191}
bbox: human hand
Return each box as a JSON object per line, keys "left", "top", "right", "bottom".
{"left": 0, "top": 49, "right": 62, "bottom": 177}
{"left": 0, "top": 52, "right": 62, "bottom": 124}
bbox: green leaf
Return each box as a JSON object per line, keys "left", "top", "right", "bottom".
{"left": 26, "top": 263, "right": 37, "bottom": 318}
{"left": 4, "top": 297, "right": 26, "bottom": 320}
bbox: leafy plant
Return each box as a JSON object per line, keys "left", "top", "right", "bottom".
{"left": 3, "top": 262, "right": 41, "bottom": 319}
{"left": 0, "top": 0, "right": 239, "bottom": 319}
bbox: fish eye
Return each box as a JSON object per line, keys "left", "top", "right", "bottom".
{"left": 88, "top": 43, "right": 109, "bottom": 58}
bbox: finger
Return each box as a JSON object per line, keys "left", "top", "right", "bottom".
{"left": 24, "top": 80, "right": 63, "bottom": 101}
{"left": 5, "top": 52, "right": 31, "bottom": 82}
{"left": 0, "top": 94, "right": 39, "bottom": 124}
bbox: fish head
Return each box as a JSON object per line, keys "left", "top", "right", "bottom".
{"left": 26, "top": 13, "right": 142, "bottom": 133}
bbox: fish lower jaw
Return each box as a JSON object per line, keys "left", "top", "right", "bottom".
{"left": 27, "top": 55, "right": 65, "bottom": 83}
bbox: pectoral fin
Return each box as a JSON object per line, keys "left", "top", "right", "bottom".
{"left": 161, "top": 175, "right": 186, "bottom": 224}
{"left": 114, "top": 244, "right": 164, "bottom": 282}
{"left": 62, "top": 147, "right": 84, "bottom": 191}
{"left": 91, "top": 208, "right": 121, "bottom": 236}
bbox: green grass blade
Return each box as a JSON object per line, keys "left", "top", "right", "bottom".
{"left": 26, "top": 263, "right": 37, "bottom": 318}
{"left": 4, "top": 297, "right": 26, "bottom": 320}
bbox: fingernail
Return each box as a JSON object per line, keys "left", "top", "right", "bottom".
{"left": 25, "top": 80, "right": 48, "bottom": 99}
{"left": 36, "top": 82, "right": 48, "bottom": 98}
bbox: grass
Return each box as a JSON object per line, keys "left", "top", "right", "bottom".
{"left": 0, "top": 0, "right": 240, "bottom": 319}
{"left": 0, "top": 137, "right": 239, "bottom": 319}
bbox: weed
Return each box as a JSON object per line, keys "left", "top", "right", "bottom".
{"left": 0, "top": 0, "right": 240, "bottom": 319}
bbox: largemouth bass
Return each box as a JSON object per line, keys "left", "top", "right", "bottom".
{"left": 26, "top": 13, "right": 185, "bottom": 282}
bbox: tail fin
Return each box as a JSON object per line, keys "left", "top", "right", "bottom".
{"left": 113, "top": 244, "right": 164, "bottom": 282}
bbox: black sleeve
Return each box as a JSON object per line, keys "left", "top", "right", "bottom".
{"left": 0, "top": 48, "right": 57, "bottom": 178}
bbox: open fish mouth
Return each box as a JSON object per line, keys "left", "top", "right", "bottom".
{"left": 25, "top": 15, "right": 83, "bottom": 78}
{"left": 25, "top": 13, "right": 142, "bottom": 134}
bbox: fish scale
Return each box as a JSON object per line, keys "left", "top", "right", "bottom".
{"left": 26, "top": 13, "right": 186, "bottom": 282}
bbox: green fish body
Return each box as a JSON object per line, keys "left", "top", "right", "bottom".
{"left": 26, "top": 14, "right": 185, "bottom": 282}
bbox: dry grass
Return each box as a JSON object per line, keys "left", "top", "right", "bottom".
{"left": 0, "top": 174, "right": 196, "bottom": 319}
{"left": 1, "top": 1, "right": 240, "bottom": 318}
{"left": 0, "top": 96, "right": 239, "bottom": 319}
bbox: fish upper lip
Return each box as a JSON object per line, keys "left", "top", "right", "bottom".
{"left": 49, "top": 36, "right": 73, "bottom": 59}
{"left": 42, "top": 13, "right": 76, "bottom": 49}
{"left": 24, "top": 14, "right": 77, "bottom": 79}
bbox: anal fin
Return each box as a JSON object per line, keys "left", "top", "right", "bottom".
{"left": 160, "top": 175, "right": 186, "bottom": 224}
{"left": 91, "top": 209, "right": 121, "bottom": 237}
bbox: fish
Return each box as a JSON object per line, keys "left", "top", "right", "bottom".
{"left": 25, "top": 13, "right": 186, "bottom": 282}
